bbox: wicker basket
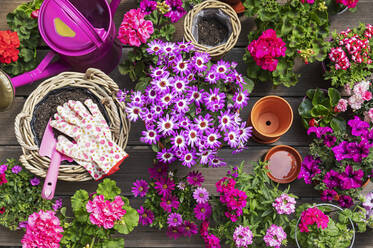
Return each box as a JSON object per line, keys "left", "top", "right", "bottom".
{"left": 14, "top": 68, "right": 130, "bottom": 182}
{"left": 184, "top": 0, "right": 241, "bottom": 60}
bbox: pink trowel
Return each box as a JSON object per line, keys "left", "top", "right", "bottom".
{"left": 39, "top": 119, "right": 73, "bottom": 200}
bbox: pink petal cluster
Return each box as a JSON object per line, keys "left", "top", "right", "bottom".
{"left": 364, "top": 108, "right": 373, "bottom": 123}
{"left": 21, "top": 210, "right": 63, "bottom": 248}
{"left": 118, "top": 8, "right": 154, "bottom": 47}
{"left": 336, "top": 0, "right": 359, "bottom": 9}
{"left": 335, "top": 98, "right": 348, "bottom": 112}
{"left": 216, "top": 177, "right": 247, "bottom": 222}
{"left": 299, "top": 207, "right": 329, "bottom": 233}
{"left": 233, "top": 225, "right": 253, "bottom": 247}
{"left": 247, "top": 29, "right": 286, "bottom": 72}
{"left": 272, "top": 193, "right": 296, "bottom": 215}
{"left": 86, "top": 194, "right": 126, "bottom": 229}
{"left": 329, "top": 47, "right": 350, "bottom": 70}
{"left": 300, "top": 0, "right": 315, "bottom": 4}
{"left": 345, "top": 80, "right": 372, "bottom": 110}
{"left": 364, "top": 24, "right": 373, "bottom": 39}
{"left": 263, "top": 224, "right": 287, "bottom": 248}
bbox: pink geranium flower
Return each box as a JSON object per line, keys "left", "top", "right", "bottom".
{"left": 21, "top": 210, "right": 63, "bottom": 248}
{"left": 86, "top": 194, "right": 126, "bottom": 229}
{"left": 299, "top": 207, "right": 329, "bottom": 233}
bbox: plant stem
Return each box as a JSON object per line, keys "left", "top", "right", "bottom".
{"left": 90, "top": 237, "right": 96, "bottom": 248}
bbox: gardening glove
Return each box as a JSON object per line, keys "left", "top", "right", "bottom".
{"left": 50, "top": 99, "right": 128, "bottom": 179}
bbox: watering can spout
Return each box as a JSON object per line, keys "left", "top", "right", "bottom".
{"left": 109, "top": 0, "right": 121, "bottom": 16}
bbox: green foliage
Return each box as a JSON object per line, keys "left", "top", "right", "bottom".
{"left": 60, "top": 179, "right": 138, "bottom": 248}
{"left": 119, "top": 7, "right": 176, "bottom": 83}
{"left": 0, "top": 158, "right": 54, "bottom": 231}
{"left": 211, "top": 161, "right": 297, "bottom": 247}
{"left": 243, "top": 0, "right": 330, "bottom": 87}
{"left": 298, "top": 88, "right": 346, "bottom": 131}
{"left": 324, "top": 23, "right": 373, "bottom": 88}
{"left": 1, "top": 0, "right": 43, "bottom": 76}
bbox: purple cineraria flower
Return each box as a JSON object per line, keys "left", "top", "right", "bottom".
{"left": 324, "top": 135, "right": 336, "bottom": 147}
{"left": 182, "top": 221, "right": 198, "bottom": 237}
{"left": 167, "top": 226, "right": 185, "bottom": 239}
{"left": 224, "top": 130, "right": 240, "bottom": 148}
{"left": 150, "top": 66, "right": 168, "bottom": 79}
{"left": 157, "top": 148, "right": 177, "bottom": 164}
{"left": 184, "top": 127, "right": 200, "bottom": 147}
{"left": 348, "top": 116, "right": 369, "bottom": 137}
{"left": 203, "top": 88, "right": 226, "bottom": 112}
{"left": 52, "top": 199, "right": 63, "bottom": 211}
{"left": 218, "top": 111, "right": 235, "bottom": 131}
{"left": 173, "top": 57, "right": 190, "bottom": 76}
{"left": 323, "top": 170, "right": 340, "bottom": 189}
{"left": 205, "top": 70, "right": 218, "bottom": 84}
{"left": 238, "top": 122, "right": 252, "bottom": 143}
{"left": 187, "top": 171, "right": 204, "bottom": 186}
{"left": 194, "top": 203, "right": 211, "bottom": 221}
{"left": 164, "top": 0, "right": 186, "bottom": 23}
{"left": 177, "top": 181, "right": 186, "bottom": 190}
{"left": 187, "top": 86, "right": 204, "bottom": 106}
{"left": 30, "top": 177, "right": 40, "bottom": 186}
{"left": 298, "top": 155, "right": 321, "bottom": 184}
{"left": 232, "top": 90, "right": 249, "bottom": 109}
{"left": 321, "top": 189, "right": 338, "bottom": 202}
{"left": 179, "top": 117, "right": 191, "bottom": 128}
{"left": 132, "top": 179, "right": 149, "bottom": 197}
{"left": 199, "top": 150, "right": 216, "bottom": 165}
{"left": 160, "top": 195, "right": 180, "bottom": 213}
{"left": 233, "top": 225, "right": 253, "bottom": 247}
{"left": 332, "top": 141, "right": 351, "bottom": 161}
{"left": 195, "top": 114, "right": 213, "bottom": 132}
{"left": 177, "top": 41, "right": 193, "bottom": 52}
{"left": 148, "top": 163, "right": 168, "bottom": 180}
{"left": 157, "top": 114, "right": 178, "bottom": 136}
{"left": 154, "top": 177, "right": 175, "bottom": 197}
{"left": 144, "top": 87, "right": 158, "bottom": 104}
{"left": 138, "top": 206, "right": 154, "bottom": 226}
{"left": 125, "top": 103, "right": 142, "bottom": 122}
{"left": 340, "top": 165, "right": 364, "bottom": 189}
{"left": 117, "top": 89, "right": 128, "bottom": 102}
{"left": 167, "top": 213, "right": 183, "bottom": 227}
{"left": 147, "top": 40, "right": 164, "bottom": 55}
{"left": 151, "top": 105, "right": 163, "bottom": 118}
{"left": 11, "top": 165, "right": 22, "bottom": 174}
{"left": 204, "top": 128, "right": 222, "bottom": 149}
{"left": 130, "top": 91, "right": 145, "bottom": 106}
{"left": 214, "top": 60, "right": 230, "bottom": 78}
{"left": 162, "top": 42, "right": 177, "bottom": 55}
{"left": 181, "top": 150, "right": 197, "bottom": 168}
{"left": 263, "top": 224, "right": 287, "bottom": 248}
{"left": 140, "top": 0, "right": 157, "bottom": 15}
{"left": 171, "top": 133, "right": 188, "bottom": 151}
{"left": 174, "top": 97, "right": 190, "bottom": 113}
{"left": 0, "top": 165, "right": 7, "bottom": 174}
{"left": 208, "top": 156, "right": 227, "bottom": 168}
{"left": 193, "top": 187, "right": 209, "bottom": 204}
{"left": 152, "top": 76, "right": 171, "bottom": 92}
{"left": 191, "top": 53, "right": 209, "bottom": 72}
{"left": 338, "top": 195, "right": 354, "bottom": 208}
{"left": 307, "top": 126, "right": 333, "bottom": 138}
{"left": 159, "top": 90, "right": 176, "bottom": 108}
{"left": 172, "top": 76, "right": 188, "bottom": 94}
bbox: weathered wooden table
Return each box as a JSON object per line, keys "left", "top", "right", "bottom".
{"left": 0, "top": 0, "right": 373, "bottom": 247}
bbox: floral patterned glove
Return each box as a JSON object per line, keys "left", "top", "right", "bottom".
{"left": 50, "top": 99, "right": 128, "bottom": 179}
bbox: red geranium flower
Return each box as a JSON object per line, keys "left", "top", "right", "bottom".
{"left": 0, "top": 207, "right": 5, "bottom": 214}
{"left": 0, "top": 30, "right": 20, "bottom": 64}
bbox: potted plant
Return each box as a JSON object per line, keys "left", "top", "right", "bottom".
{"left": 298, "top": 88, "right": 346, "bottom": 132}
{"left": 243, "top": 0, "right": 330, "bottom": 87}
{"left": 324, "top": 0, "right": 359, "bottom": 15}
{"left": 21, "top": 179, "right": 139, "bottom": 247}
{"left": 118, "top": 0, "right": 186, "bottom": 82}
{"left": 184, "top": 0, "right": 241, "bottom": 60}
{"left": 0, "top": 158, "right": 55, "bottom": 231}
{"left": 118, "top": 40, "right": 254, "bottom": 167}
{"left": 249, "top": 96, "right": 293, "bottom": 143}
{"left": 292, "top": 203, "right": 372, "bottom": 248}
{"left": 206, "top": 161, "right": 297, "bottom": 248}
{"left": 323, "top": 24, "right": 373, "bottom": 89}
{"left": 131, "top": 162, "right": 213, "bottom": 240}
{"left": 221, "top": 0, "right": 245, "bottom": 14}
{"left": 298, "top": 121, "right": 373, "bottom": 208}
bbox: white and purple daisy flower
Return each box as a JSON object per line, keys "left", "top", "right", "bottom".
{"left": 184, "top": 127, "right": 200, "bottom": 147}
{"left": 208, "top": 157, "right": 227, "bottom": 168}
{"left": 156, "top": 148, "right": 177, "bottom": 164}
{"left": 125, "top": 103, "right": 142, "bottom": 122}
{"left": 146, "top": 40, "right": 163, "bottom": 55}
{"left": 171, "top": 133, "right": 188, "bottom": 151}
{"left": 172, "top": 76, "right": 188, "bottom": 94}
{"left": 173, "top": 56, "right": 190, "bottom": 76}
{"left": 204, "top": 88, "right": 226, "bottom": 111}
{"left": 205, "top": 70, "right": 218, "bottom": 84}
{"left": 140, "top": 129, "right": 159, "bottom": 145}
{"left": 218, "top": 110, "right": 235, "bottom": 131}
{"left": 144, "top": 87, "right": 158, "bottom": 104}
{"left": 181, "top": 149, "right": 197, "bottom": 168}
{"left": 193, "top": 187, "right": 209, "bottom": 204}
{"left": 152, "top": 76, "right": 171, "bottom": 92}
{"left": 238, "top": 122, "right": 253, "bottom": 143}
{"left": 158, "top": 114, "right": 178, "bottom": 136}
{"left": 174, "top": 97, "right": 190, "bottom": 113}
{"left": 198, "top": 150, "right": 216, "bottom": 165}
{"left": 195, "top": 114, "right": 213, "bottom": 132}
{"left": 224, "top": 130, "right": 240, "bottom": 148}
{"left": 204, "top": 128, "right": 222, "bottom": 149}
{"left": 159, "top": 90, "right": 176, "bottom": 108}
{"left": 233, "top": 90, "right": 249, "bottom": 109}
{"left": 130, "top": 91, "right": 144, "bottom": 106}
{"left": 150, "top": 66, "right": 168, "bottom": 79}
{"left": 162, "top": 42, "right": 177, "bottom": 55}
{"left": 187, "top": 86, "right": 204, "bottom": 106}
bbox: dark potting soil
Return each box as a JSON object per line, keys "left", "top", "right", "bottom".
{"left": 198, "top": 17, "right": 228, "bottom": 47}
{"left": 31, "top": 87, "right": 108, "bottom": 147}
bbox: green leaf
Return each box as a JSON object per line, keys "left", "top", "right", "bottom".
{"left": 96, "top": 179, "right": 121, "bottom": 200}
{"left": 115, "top": 207, "right": 139, "bottom": 234}
{"left": 311, "top": 104, "right": 329, "bottom": 117}
{"left": 312, "top": 89, "right": 324, "bottom": 106}
{"left": 242, "top": 77, "right": 255, "bottom": 93}
{"left": 328, "top": 88, "right": 341, "bottom": 107}
{"left": 71, "top": 190, "right": 89, "bottom": 213}
{"left": 298, "top": 98, "right": 312, "bottom": 118}
{"left": 330, "top": 117, "right": 346, "bottom": 132}
{"left": 102, "top": 238, "right": 125, "bottom": 248}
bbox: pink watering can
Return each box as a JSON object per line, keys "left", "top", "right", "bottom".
{"left": 0, "top": 0, "right": 122, "bottom": 111}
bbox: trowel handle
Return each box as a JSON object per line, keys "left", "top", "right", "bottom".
{"left": 41, "top": 150, "right": 62, "bottom": 200}
{"left": 110, "top": 0, "right": 121, "bottom": 16}
{"left": 12, "top": 51, "right": 70, "bottom": 88}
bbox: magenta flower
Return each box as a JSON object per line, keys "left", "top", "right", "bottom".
{"left": 332, "top": 141, "right": 351, "bottom": 161}
{"left": 30, "top": 177, "right": 40, "bottom": 186}
{"left": 298, "top": 155, "right": 321, "bottom": 184}
{"left": 263, "top": 224, "right": 287, "bottom": 248}
{"left": 21, "top": 210, "right": 63, "bottom": 247}
{"left": 340, "top": 165, "right": 364, "bottom": 190}
{"left": 182, "top": 220, "right": 198, "bottom": 237}
{"left": 156, "top": 148, "right": 176, "bottom": 164}
{"left": 338, "top": 195, "right": 354, "bottom": 208}
{"left": 323, "top": 170, "right": 341, "bottom": 189}
{"left": 11, "top": 165, "right": 22, "bottom": 174}
{"left": 154, "top": 177, "right": 175, "bottom": 197}
{"left": 138, "top": 206, "right": 154, "bottom": 226}
{"left": 0, "top": 164, "right": 7, "bottom": 174}
{"left": 132, "top": 179, "right": 149, "bottom": 197}
{"left": 167, "top": 225, "right": 185, "bottom": 239}
{"left": 299, "top": 207, "right": 329, "bottom": 233}
{"left": 204, "top": 233, "right": 221, "bottom": 248}
{"left": 164, "top": 0, "right": 186, "bottom": 23}
{"left": 160, "top": 195, "right": 180, "bottom": 213}
{"left": 307, "top": 126, "right": 333, "bottom": 138}
{"left": 323, "top": 135, "right": 336, "bottom": 147}
{"left": 348, "top": 116, "right": 369, "bottom": 137}
{"left": 272, "top": 193, "right": 296, "bottom": 215}
{"left": 336, "top": 0, "right": 359, "bottom": 9}
{"left": 193, "top": 187, "right": 209, "bottom": 204}
{"left": 186, "top": 171, "right": 204, "bottom": 186}
{"left": 0, "top": 174, "right": 7, "bottom": 186}
{"left": 194, "top": 203, "right": 211, "bottom": 221}
{"left": 321, "top": 189, "right": 338, "bottom": 202}
{"left": 139, "top": 0, "right": 157, "bottom": 15}
{"left": 167, "top": 213, "right": 183, "bottom": 227}
{"left": 52, "top": 199, "right": 63, "bottom": 211}
{"left": 233, "top": 225, "right": 253, "bottom": 247}
{"left": 148, "top": 163, "right": 169, "bottom": 180}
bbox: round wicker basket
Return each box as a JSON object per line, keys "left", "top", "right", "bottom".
{"left": 14, "top": 68, "right": 130, "bottom": 181}
{"left": 184, "top": 0, "right": 241, "bottom": 60}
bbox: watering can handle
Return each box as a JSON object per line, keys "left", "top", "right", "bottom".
{"left": 12, "top": 51, "right": 71, "bottom": 88}
{"left": 110, "top": 0, "right": 121, "bottom": 16}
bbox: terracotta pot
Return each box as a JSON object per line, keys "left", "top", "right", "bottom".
{"left": 362, "top": 179, "right": 370, "bottom": 188}
{"left": 249, "top": 96, "right": 293, "bottom": 144}
{"left": 264, "top": 145, "right": 302, "bottom": 184}
{"left": 221, "top": 0, "right": 245, "bottom": 14}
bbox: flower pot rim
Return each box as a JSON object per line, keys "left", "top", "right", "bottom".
{"left": 251, "top": 95, "right": 293, "bottom": 138}
{"left": 264, "top": 145, "right": 302, "bottom": 184}
{"left": 294, "top": 203, "right": 356, "bottom": 248}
